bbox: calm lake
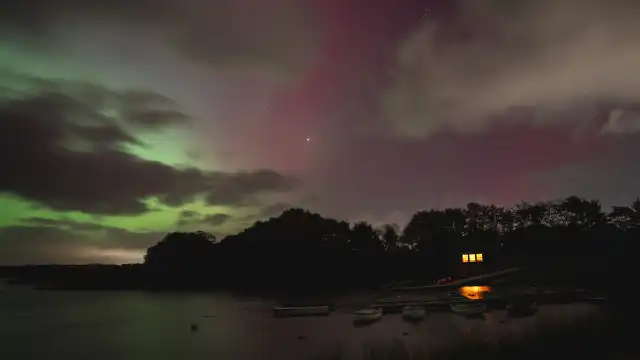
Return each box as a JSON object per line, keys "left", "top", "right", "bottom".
{"left": 0, "top": 287, "right": 599, "bottom": 360}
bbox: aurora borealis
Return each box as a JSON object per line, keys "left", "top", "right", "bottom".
{"left": 2, "top": 0, "right": 640, "bottom": 264}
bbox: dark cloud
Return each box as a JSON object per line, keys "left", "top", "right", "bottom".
{"left": 0, "top": 224, "right": 163, "bottom": 265}
{"left": 177, "top": 209, "right": 200, "bottom": 221}
{"left": 202, "top": 213, "right": 231, "bottom": 226}
{"left": 0, "top": 0, "right": 319, "bottom": 75}
{"left": 0, "top": 75, "right": 297, "bottom": 215}
{"left": 258, "top": 202, "right": 292, "bottom": 218}
{"left": 124, "top": 109, "right": 190, "bottom": 128}
{"left": 0, "top": 226, "right": 89, "bottom": 265}
{"left": 118, "top": 90, "right": 191, "bottom": 128}
{"left": 204, "top": 171, "right": 298, "bottom": 206}
{"left": 100, "top": 228, "right": 165, "bottom": 251}
{"left": 21, "top": 217, "right": 164, "bottom": 248}
{"left": 1, "top": 71, "right": 191, "bottom": 130}
{"left": 176, "top": 211, "right": 231, "bottom": 227}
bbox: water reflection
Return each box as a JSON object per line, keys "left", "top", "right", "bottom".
{"left": 0, "top": 289, "right": 600, "bottom": 360}
{"left": 459, "top": 285, "right": 492, "bottom": 300}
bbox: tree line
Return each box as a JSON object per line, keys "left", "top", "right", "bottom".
{"left": 143, "top": 196, "right": 640, "bottom": 293}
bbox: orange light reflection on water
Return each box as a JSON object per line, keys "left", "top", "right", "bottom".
{"left": 459, "top": 285, "right": 492, "bottom": 300}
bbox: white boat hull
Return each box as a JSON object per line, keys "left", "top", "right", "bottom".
{"left": 354, "top": 308, "right": 383, "bottom": 323}
{"left": 272, "top": 305, "right": 330, "bottom": 317}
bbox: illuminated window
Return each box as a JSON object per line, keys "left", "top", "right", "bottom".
{"left": 462, "top": 254, "right": 484, "bottom": 263}
{"left": 461, "top": 253, "right": 484, "bottom": 263}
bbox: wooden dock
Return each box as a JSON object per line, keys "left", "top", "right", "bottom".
{"left": 388, "top": 268, "right": 522, "bottom": 292}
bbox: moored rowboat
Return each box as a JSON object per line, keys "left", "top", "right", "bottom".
{"left": 354, "top": 308, "right": 383, "bottom": 323}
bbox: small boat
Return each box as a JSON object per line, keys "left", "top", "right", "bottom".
{"left": 272, "top": 305, "right": 331, "bottom": 318}
{"left": 449, "top": 302, "right": 487, "bottom": 317}
{"left": 354, "top": 308, "right": 383, "bottom": 323}
{"left": 401, "top": 305, "right": 426, "bottom": 321}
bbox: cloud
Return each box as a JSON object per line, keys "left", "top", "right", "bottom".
{"left": 176, "top": 209, "right": 200, "bottom": 226}
{"left": 307, "top": 119, "right": 617, "bottom": 221}
{"left": 117, "top": 90, "right": 191, "bottom": 128}
{"left": 1, "top": 0, "right": 320, "bottom": 76}
{"left": 23, "top": 217, "right": 110, "bottom": 231}
{"left": 0, "top": 74, "right": 298, "bottom": 215}
{"left": 203, "top": 171, "right": 298, "bottom": 206}
{"left": 601, "top": 107, "right": 640, "bottom": 134}
{"left": 536, "top": 133, "right": 640, "bottom": 207}
{"left": 176, "top": 211, "right": 231, "bottom": 227}
{"left": 21, "top": 217, "right": 163, "bottom": 247}
{"left": 258, "top": 202, "right": 292, "bottom": 218}
{"left": 384, "top": 0, "right": 640, "bottom": 136}
{"left": 0, "top": 223, "right": 163, "bottom": 265}
{"left": 202, "top": 213, "right": 231, "bottom": 226}
{"left": 1, "top": 71, "right": 191, "bottom": 130}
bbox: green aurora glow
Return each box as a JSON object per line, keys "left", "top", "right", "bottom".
{"left": 6, "top": 0, "right": 640, "bottom": 265}
{"left": 0, "top": 43, "right": 282, "bottom": 264}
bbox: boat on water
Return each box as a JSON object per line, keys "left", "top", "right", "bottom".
{"left": 401, "top": 305, "right": 426, "bottom": 321}
{"left": 354, "top": 308, "right": 383, "bottom": 323}
{"left": 449, "top": 302, "right": 487, "bottom": 317}
{"left": 272, "top": 305, "right": 331, "bottom": 318}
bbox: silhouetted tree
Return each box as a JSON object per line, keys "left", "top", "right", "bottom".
{"left": 560, "top": 196, "right": 605, "bottom": 229}
{"left": 14, "top": 194, "right": 638, "bottom": 293}
{"left": 350, "top": 221, "right": 382, "bottom": 253}
{"left": 514, "top": 202, "right": 549, "bottom": 227}
{"left": 144, "top": 231, "right": 216, "bottom": 268}
{"left": 144, "top": 231, "right": 217, "bottom": 289}
{"left": 379, "top": 224, "right": 400, "bottom": 252}
{"left": 465, "top": 202, "right": 484, "bottom": 233}
{"left": 609, "top": 198, "right": 640, "bottom": 230}
{"left": 136, "top": 195, "right": 638, "bottom": 294}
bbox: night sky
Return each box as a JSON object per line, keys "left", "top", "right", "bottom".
{"left": 2, "top": 0, "right": 640, "bottom": 264}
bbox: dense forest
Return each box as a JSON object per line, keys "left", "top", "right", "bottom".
{"left": 2, "top": 196, "right": 638, "bottom": 294}
{"left": 143, "top": 196, "right": 640, "bottom": 293}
